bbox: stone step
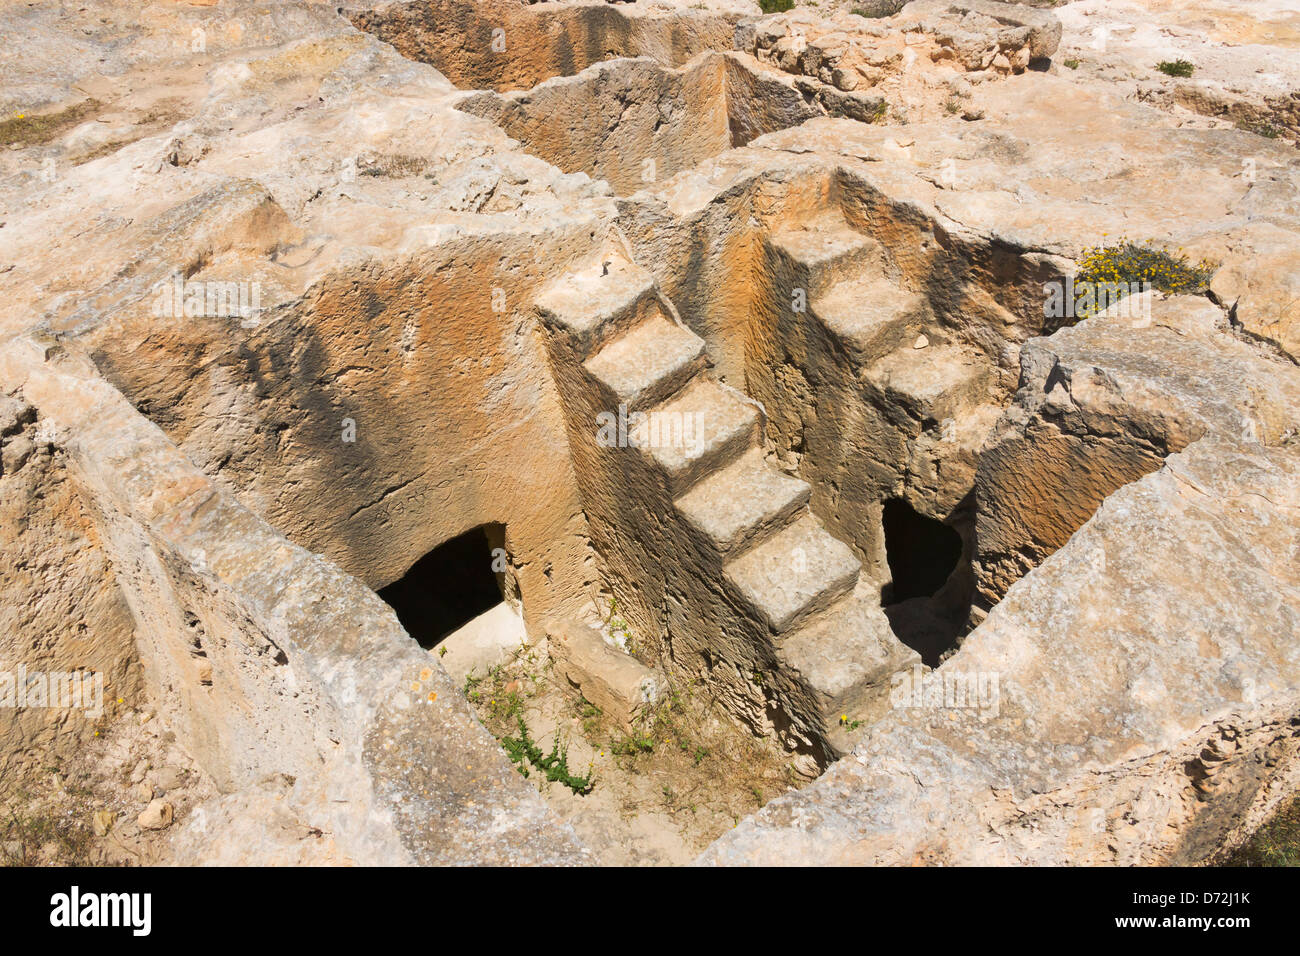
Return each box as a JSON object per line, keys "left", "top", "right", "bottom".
{"left": 584, "top": 310, "right": 707, "bottom": 412}
{"left": 675, "top": 447, "right": 811, "bottom": 556}
{"left": 641, "top": 378, "right": 761, "bottom": 495}
{"left": 768, "top": 214, "right": 885, "bottom": 299}
{"left": 777, "top": 580, "right": 921, "bottom": 755}
{"left": 535, "top": 259, "right": 660, "bottom": 358}
{"left": 865, "top": 343, "right": 996, "bottom": 424}
{"left": 948, "top": 402, "right": 1006, "bottom": 454}
{"left": 545, "top": 617, "right": 662, "bottom": 733}
{"left": 812, "top": 276, "right": 933, "bottom": 362}
{"left": 903, "top": 401, "right": 1007, "bottom": 518}
{"left": 724, "top": 512, "right": 860, "bottom": 635}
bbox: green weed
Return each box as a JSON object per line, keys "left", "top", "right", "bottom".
{"left": 1156, "top": 59, "right": 1195, "bottom": 78}
{"left": 501, "top": 716, "right": 595, "bottom": 795}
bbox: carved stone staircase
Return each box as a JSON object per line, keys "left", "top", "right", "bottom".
{"left": 536, "top": 254, "right": 918, "bottom": 756}
{"left": 767, "top": 211, "right": 999, "bottom": 430}
{"left": 761, "top": 210, "right": 1011, "bottom": 743}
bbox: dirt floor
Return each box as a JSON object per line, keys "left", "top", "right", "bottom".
{"left": 1219, "top": 793, "right": 1300, "bottom": 867}
{"left": 460, "top": 639, "right": 811, "bottom": 866}
{"left": 0, "top": 708, "right": 213, "bottom": 867}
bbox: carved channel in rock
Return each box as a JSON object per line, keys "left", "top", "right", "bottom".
{"left": 347, "top": 0, "right": 737, "bottom": 93}
{"left": 455, "top": 52, "right": 823, "bottom": 196}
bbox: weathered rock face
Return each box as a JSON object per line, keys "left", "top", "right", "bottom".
{"left": 547, "top": 617, "right": 661, "bottom": 732}
{"left": 347, "top": 0, "right": 739, "bottom": 92}
{"left": 0, "top": 391, "right": 143, "bottom": 784}
{"left": 458, "top": 53, "right": 822, "bottom": 196}
{"left": 1, "top": 335, "right": 589, "bottom": 865}
{"left": 739, "top": 0, "right": 1061, "bottom": 113}
{"left": 700, "top": 437, "right": 1300, "bottom": 866}
{"left": 75, "top": 212, "right": 604, "bottom": 633}
{"left": 0, "top": 0, "right": 623, "bottom": 863}
{"left": 974, "top": 295, "right": 1300, "bottom": 610}
{"left": 1210, "top": 218, "right": 1300, "bottom": 363}
{"left": 2, "top": 18, "right": 612, "bottom": 636}
{"left": 1054, "top": 0, "right": 1300, "bottom": 142}
{"left": 3, "top": 0, "right": 1300, "bottom": 866}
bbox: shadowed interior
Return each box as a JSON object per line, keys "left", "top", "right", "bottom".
{"left": 378, "top": 523, "right": 507, "bottom": 648}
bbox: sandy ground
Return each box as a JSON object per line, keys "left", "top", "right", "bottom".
{"left": 1, "top": 708, "right": 214, "bottom": 866}
{"left": 459, "top": 639, "right": 809, "bottom": 866}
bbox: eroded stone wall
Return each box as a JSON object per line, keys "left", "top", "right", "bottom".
{"left": 701, "top": 437, "right": 1300, "bottom": 866}
{"left": 347, "top": 0, "right": 738, "bottom": 92}
{"left": 457, "top": 53, "right": 822, "bottom": 197}
{"left": 0, "top": 391, "right": 143, "bottom": 786}
{"left": 1, "top": 334, "right": 589, "bottom": 865}
{"left": 70, "top": 205, "right": 605, "bottom": 636}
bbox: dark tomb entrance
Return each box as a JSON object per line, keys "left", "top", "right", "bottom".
{"left": 379, "top": 523, "right": 507, "bottom": 649}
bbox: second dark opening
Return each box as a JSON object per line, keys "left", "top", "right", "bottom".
{"left": 880, "top": 498, "right": 962, "bottom": 603}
